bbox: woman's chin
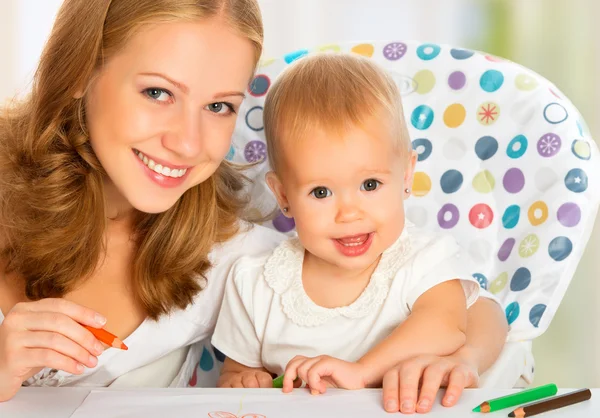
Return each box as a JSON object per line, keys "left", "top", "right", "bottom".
{"left": 127, "top": 192, "right": 180, "bottom": 215}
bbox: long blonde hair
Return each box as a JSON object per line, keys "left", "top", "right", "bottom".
{"left": 0, "top": 0, "right": 263, "bottom": 319}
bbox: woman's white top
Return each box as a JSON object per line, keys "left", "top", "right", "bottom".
{"left": 0, "top": 223, "right": 284, "bottom": 388}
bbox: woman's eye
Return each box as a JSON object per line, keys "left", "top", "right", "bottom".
{"left": 143, "top": 88, "right": 172, "bottom": 102}
{"left": 311, "top": 187, "right": 332, "bottom": 199}
{"left": 361, "top": 179, "right": 380, "bottom": 191}
{"left": 206, "top": 102, "right": 235, "bottom": 115}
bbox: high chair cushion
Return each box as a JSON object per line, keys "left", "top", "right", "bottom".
{"left": 226, "top": 40, "right": 600, "bottom": 342}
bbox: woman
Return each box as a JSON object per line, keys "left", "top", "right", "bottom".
{"left": 0, "top": 0, "right": 507, "bottom": 411}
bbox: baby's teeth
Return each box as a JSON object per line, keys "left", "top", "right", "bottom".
{"left": 153, "top": 164, "right": 163, "bottom": 174}
{"left": 148, "top": 159, "right": 155, "bottom": 169}
{"left": 162, "top": 166, "right": 171, "bottom": 176}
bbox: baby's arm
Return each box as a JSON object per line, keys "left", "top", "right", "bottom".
{"left": 357, "top": 279, "right": 468, "bottom": 387}
{"left": 218, "top": 357, "right": 273, "bottom": 388}
{"left": 211, "top": 256, "right": 273, "bottom": 388}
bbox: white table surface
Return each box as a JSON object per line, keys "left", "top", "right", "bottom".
{"left": 0, "top": 387, "right": 597, "bottom": 417}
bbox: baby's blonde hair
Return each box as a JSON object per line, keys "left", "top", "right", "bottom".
{"left": 263, "top": 52, "right": 411, "bottom": 172}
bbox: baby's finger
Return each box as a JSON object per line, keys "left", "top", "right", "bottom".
{"left": 296, "top": 358, "right": 322, "bottom": 395}
{"left": 296, "top": 358, "right": 321, "bottom": 383}
{"left": 21, "top": 331, "right": 98, "bottom": 368}
{"left": 241, "top": 373, "right": 260, "bottom": 388}
{"left": 283, "top": 356, "right": 307, "bottom": 392}
{"left": 257, "top": 372, "right": 273, "bottom": 388}
{"left": 306, "top": 360, "right": 332, "bottom": 394}
{"left": 230, "top": 375, "right": 244, "bottom": 388}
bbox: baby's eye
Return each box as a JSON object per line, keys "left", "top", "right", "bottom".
{"left": 361, "top": 179, "right": 381, "bottom": 191}
{"left": 311, "top": 187, "right": 332, "bottom": 199}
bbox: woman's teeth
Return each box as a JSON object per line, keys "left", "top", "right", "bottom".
{"left": 134, "top": 150, "right": 187, "bottom": 178}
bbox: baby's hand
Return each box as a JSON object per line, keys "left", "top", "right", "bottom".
{"left": 217, "top": 370, "right": 273, "bottom": 388}
{"left": 282, "top": 355, "right": 368, "bottom": 394}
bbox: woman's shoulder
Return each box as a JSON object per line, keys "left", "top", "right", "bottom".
{"left": 207, "top": 221, "right": 288, "bottom": 271}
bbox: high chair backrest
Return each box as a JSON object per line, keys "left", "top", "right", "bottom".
{"left": 227, "top": 40, "right": 600, "bottom": 342}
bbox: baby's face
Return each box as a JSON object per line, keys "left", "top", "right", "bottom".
{"left": 278, "top": 117, "right": 415, "bottom": 272}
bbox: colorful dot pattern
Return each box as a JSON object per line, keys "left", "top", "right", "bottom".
{"left": 219, "top": 40, "right": 600, "bottom": 361}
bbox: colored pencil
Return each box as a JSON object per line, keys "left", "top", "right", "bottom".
{"left": 508, "top": 388, "right": 591, "bottom": 417}
{"left": 83, "top": 325, "right": 128, "bottom": 350}
{"left": 472, "top": 383, "right": 557, "bottom": 413}
{"left": 272, "top": 374, "right": 284, "bottom": 388}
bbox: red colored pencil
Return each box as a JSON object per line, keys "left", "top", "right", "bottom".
{"left": 83, "top": 325, "right": 128, "bottom": 350}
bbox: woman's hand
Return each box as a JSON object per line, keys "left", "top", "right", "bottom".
{"left": 0, "top": 298, "right": 107, "bottom": 402}
{"left": 382, "top": 349, "right": 479, "bottom": 414}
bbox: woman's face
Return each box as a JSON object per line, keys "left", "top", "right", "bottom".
{"left": 85, "top": 18, "right": 256, "bottom": 214}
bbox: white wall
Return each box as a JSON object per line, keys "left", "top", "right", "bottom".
{"left": 0, "top": 0, "right": 63, "bottom": 101}
{"left": 1, "top": 0, "right": 599, "bottom": 388}
{"left": 258, "top": 0, "right": 469, "bottom": 57}
{"left": 0, "top": 1, "right": 18, "bottom": 102}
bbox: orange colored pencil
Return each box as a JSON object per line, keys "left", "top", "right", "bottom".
{"left": 83, "top": 325, "right": 128, "bottom": 350}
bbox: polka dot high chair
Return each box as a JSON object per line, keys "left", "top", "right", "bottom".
{"left": 188, "top": 41, "right": 600, "bottom": 389}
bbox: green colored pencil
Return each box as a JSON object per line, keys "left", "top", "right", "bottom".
{"left": 472, "top": 383, "right": 558, "bottom": 413}
{"left": 272, "top": 375, "right": 284, "bottom": 388}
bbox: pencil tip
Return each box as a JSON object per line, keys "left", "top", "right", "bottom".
{"left": 508, "top": 413, "right": 515, "bottom": 417}
{"left": 112, "top": 338, "right": 128, "bottom": 350}
{"left": 472, "top": 406, "right": 481, "bottom": 412}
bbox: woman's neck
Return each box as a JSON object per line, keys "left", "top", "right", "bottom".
{"left": 103, "top": 178, "right": 135, "bottom": 223}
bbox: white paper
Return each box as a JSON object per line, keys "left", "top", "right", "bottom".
{"left": 6, "top": 388, "right": 598, "bottom": 418}
{"left": 70, "top": 388, "right": 430, "bottom": 418}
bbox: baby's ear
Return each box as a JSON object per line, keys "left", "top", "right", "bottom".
{"left": 266, "top": 171, "right": 292, "bottom": 217}
{"left": 404, "top": 150, "right": 418, "bottom": 196}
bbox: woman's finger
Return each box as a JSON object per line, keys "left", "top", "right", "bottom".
{"left": 24, "top": 348, "right": 86, "bottom": 375}
{"left": 14, "top": 311, "right": 103, "bottom": 357}
{"left": 14, "top": 299, "right": 106, "bottom": 327}
{"left": 382, "top": 368, "right": 400, "bottom": 412}
{"left": 20, "top": 331, "right": 98, "bottom": 368}
{"left": 442, "top": 365, "right": 477, "bottom": 407}
{"left": 416, "top": 361, "right": 451, "bottom": 413}
{"left": 397, "top": 357, "right": 433, "bottom": 414}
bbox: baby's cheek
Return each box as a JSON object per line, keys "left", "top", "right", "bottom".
{"left": 377, "top": 199, "right": 406, "bottom": 232}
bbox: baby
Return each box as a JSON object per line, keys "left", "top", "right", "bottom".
{"left": 212, "top": 53, "right": 479, "bottom": 394}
